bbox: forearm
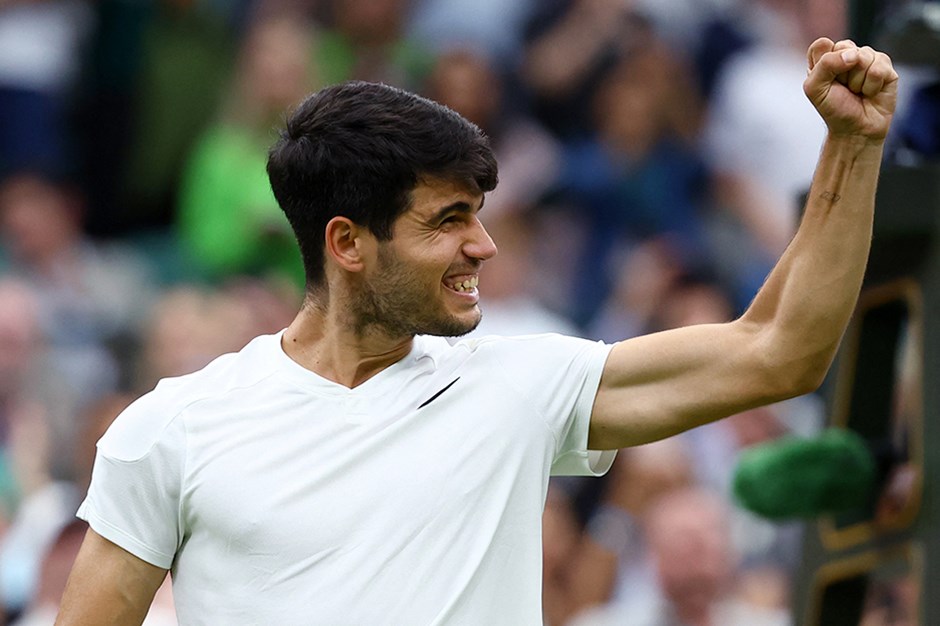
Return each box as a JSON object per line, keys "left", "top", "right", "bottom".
{"left": 742, "top": 133, "right": 884, "bottom": 390}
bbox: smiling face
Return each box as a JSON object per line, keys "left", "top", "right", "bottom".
{"left": 350, "top": 178, "right": 498, "bottom": 339}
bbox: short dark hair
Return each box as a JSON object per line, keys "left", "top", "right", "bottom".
{"left": 267, "top": 81, "right": 498, "bottom": 291}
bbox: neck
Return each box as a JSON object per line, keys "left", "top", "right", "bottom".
{"left": 281, "top": 301, "right": 414, "bottom": 388}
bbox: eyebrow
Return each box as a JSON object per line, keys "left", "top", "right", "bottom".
{"left": 429, "top": 197, "right": 484, "bottom": 223}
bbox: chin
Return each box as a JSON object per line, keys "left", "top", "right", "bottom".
{"left": 420, "top": 310, "right": 481, "bottom": 338}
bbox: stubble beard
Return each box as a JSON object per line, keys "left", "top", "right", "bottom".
{"left": 351, "top": 245, "right": 481, "bottom": 339}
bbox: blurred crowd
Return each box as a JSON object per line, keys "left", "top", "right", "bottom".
{"left": 0, "top": 0, "right": 933, "bottom": 623}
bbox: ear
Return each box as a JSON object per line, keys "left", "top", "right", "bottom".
{"left": 324, "top": 216, "right": 373, "bottom": 273}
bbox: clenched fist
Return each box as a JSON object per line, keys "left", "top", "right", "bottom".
{"left": 804, "top": 38, "right": 899, "bottom": 140}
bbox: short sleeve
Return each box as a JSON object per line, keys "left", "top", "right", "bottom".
{"left": 77, "top": 392, "right": 187, "bottom": 569}
{"left": 475, "top": 334, "right": 617, "bottom": 477}
{"left": 548, "top": 337, "right": 617, "bottom": 476}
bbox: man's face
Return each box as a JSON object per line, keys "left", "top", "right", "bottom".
{"left": 351, "top": 178, "right": 497, "bottom": 338}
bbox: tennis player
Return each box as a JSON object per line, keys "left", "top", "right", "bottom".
{"left": 56, "top": 37, "right": 896, "bottom": 625}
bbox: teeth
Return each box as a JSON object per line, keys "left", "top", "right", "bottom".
{"left": 449, "top": 276, "right": 478, "bottom": 292}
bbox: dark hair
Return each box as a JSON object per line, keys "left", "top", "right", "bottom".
{"left": 267, "top": 81, "right": 498, "bottom": 291}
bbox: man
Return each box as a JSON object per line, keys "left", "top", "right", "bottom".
{"left": 56, "top": 38, "right": 897, "bottom": 624}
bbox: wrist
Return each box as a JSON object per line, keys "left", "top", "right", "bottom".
{"left": 824, "top": 133, "right": 886, "bottom": 160}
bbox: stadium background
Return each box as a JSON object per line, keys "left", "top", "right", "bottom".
{"left": 0, "top": 0, "right": 936, "bottom": 623}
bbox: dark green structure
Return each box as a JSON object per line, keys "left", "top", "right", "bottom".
{"left": 793, "top": 162, "right": 938, "bottom": 626}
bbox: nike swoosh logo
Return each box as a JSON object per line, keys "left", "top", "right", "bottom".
{"left": 417, "top": 377, "right": 461, "bottom": 409}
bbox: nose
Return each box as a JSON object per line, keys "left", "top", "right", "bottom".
{"left": 464, "top": 216, "right": 498, "bottom": 261}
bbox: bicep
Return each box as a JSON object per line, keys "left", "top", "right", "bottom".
{"left": 56, "top": 528, "right": 168, "bottom": 626}
{"left": 589, "top": 320, "right": 785, "bottom": 449}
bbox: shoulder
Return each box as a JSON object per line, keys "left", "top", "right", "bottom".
{"left": 98, "top": 333, "right": 282, "bottom": 462}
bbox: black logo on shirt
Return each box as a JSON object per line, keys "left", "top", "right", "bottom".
{"left": 417, "top": 377, "right": 461, "bottom": 409}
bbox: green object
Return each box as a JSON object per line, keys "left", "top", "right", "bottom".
{"left": 733, "top": 428, "right": 876, "bottom": 520}
{"left": 177, "top": 124, "right": 304, "bottom": 287}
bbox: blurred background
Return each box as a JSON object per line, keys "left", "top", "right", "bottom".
{"left": 0, "top": 0, "right": 938, "bottom": 623}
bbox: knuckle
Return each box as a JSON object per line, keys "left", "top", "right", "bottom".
{"left": 869, "top": 59, "right": 894, "bottom": 78}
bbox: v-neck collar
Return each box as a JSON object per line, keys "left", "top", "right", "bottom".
{"left": 269, "top": 331, "right": 437, "bottom": 397}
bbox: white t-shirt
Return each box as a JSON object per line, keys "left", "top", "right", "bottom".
{"left": 78, "top": 332, "right": 615, "bottom": 625}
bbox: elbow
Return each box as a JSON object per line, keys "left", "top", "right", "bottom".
{"left": 788, "top": 362, "right": 829, "bottom": 397}
{"left": 751, "top": 330, "right": 836, "bottom": 402}
{"left": 754, "top": 364, "right": 819, "bottom": 406}
{"left": 758, "top": 360, "right": 828, "bottom": 405}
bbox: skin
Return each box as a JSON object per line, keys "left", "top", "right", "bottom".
{"left": 56, "top": 37, "right": 898, "bottom": 624}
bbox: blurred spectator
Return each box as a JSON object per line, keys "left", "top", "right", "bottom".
{"left": 314, "top": 0, "right": 433, "bottom": 89}
{"left": 177, "top": 13, "right": 313, "bottom": 288}
{"left": 0, "top": 0, "right": 94, "bottom": 175}
{"left": 0, "top": 171, "right": 153, "bottom": 392}
{"left": 554, "top": 46, "right": 709, "bottom": 326}
{"left": 522, "top": 0, "right": 651, "bottom": 139}
{"left": 134, "top": 280, "right": 296, "bottom": 392}
{"left": 565, "top": 439, "right": 694, "bottom": 621}
{"left": 571, "top": 486, "right": 790, "bottom": 626}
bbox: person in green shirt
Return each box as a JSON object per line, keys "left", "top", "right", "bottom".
{"left": 177, "top": 14, "right": 314, "bottom": 289}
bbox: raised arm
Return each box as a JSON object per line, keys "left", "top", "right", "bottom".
{"left": 55, "top": 529, "right": 168, "bottom": 626}
{"left": 589, "top": 38, "right": 899, "bottom": 449}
